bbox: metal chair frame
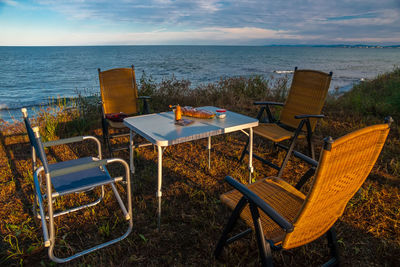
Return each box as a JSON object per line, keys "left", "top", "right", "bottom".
{"left": 217, "top": 118, "right": 392, "bottom": 266}
{"left": 98, "top": 65, "right": 151, "bottom": 157}
{"left": 21, "top": 108, "right": 133, "bottom": 263}
{"left": 214, "top": 175, "right": 339, "bottom": 267}
{"left": 240, "top": 68, "right": 332, "bottom": 177}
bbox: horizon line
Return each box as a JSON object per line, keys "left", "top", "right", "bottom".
{"left": 1, "top": 44, "right": 399, "bottom": 48}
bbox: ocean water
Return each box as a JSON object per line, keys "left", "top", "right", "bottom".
{"left": 0, "top": 45, "right": 399, "bottom": 121}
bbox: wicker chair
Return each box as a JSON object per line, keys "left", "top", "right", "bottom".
{"left": 21, "top": 108, "right": 133, "bottom": 263}
{"left": 98, "top": 65, "right": 151, "bottom": 156}
{"left": 215, "top": 118, "right": 392, "bottom": 266}
{"left": 240, "top": 67, "right": 332, "bottom": 177}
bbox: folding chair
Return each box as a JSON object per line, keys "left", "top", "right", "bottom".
{"left": 98, "top": 65, "right": 151, "bottom": 156}
{"left": 216, "top": 118, "right": 392, "bottom": 266}
{"left": 21, "top": 108, "right": 132, "bottom": 263}
{"left": 240, "top": 68, "right": 332, "bottom": 177}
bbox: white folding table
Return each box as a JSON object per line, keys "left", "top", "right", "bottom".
{"left": 123, "top": 106, "right": 258, "bottom": 228}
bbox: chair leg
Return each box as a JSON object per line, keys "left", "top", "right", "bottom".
{"left": 101, "top": 118, "right": 107, "bottom": 145}
{"left": 106, "top": 130, "right": 113, "bottom": 158}
{"left": 239, "top": 138, "right": 250, "bottom": 163}
{"left": 250, "top": 203, "right": 273, "bottom": 267}
{"left": 102, "top": 118, "right": 113, "bottom": 158}
{"left": 277, "top": 120, "right": 306, "bottom": 178}
{"left": 324, "top": 227, "right": 340, "bottom": 267}
{"left": 214, "top": 197, "right": 248, "bottom": 258}
{"left": 306, "top": 134, "right": 315, "bottom": 160}
{"left": 277, "top": 138, "right": 297, "bottom": 178}
{"left": 47, "top": 163, "right": 133, "bottom": 263}
{"left": 294, "top": 167, "right": 316, "bottom": 190}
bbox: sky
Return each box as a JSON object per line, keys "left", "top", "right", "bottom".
{"left": 0, "top": 0, "right": 400, "bottom": 46}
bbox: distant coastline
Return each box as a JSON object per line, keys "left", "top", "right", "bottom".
{"left": 0, "top": 44, "right": 399, "bottom": 48}
{"left": 268, "top": 44, "right": 400, "bottom": 48}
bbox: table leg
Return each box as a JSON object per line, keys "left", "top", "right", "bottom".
{"left": 129, "top": 131, "right": 135, "bottom": 175}
{"left": 157, "top": 145, "right": 163, "bottom": 230}
{"left": 249, "top": 127, "right": 254, "bottom": 184}
{"left": 208, "top": 136, "right": 211, "bottom": 169}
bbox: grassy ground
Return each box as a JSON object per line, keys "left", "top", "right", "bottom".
{"left": 0, "top": 70, "right": 399, "bottom": 266}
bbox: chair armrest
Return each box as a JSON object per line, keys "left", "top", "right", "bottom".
{"left": 253, "top": 101, "right": 284, "bottom": 106}
{"left": 294, "top": 114, "right": 325, "bottom": 119}
{"left": 138, "top": 96, "right": 151, "bottom": 100}
{"left": 225, "top": 176, "right": 294, "bottom": 233}
{"left": 43, "top": 136, "right": 85, "bottom": 147}
{"left": 43, "top": 136, "right": 102, "bottom": 160}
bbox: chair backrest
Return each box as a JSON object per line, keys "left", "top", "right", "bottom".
{"left": 279, "top": 68, "right": 332, "bottom": 131}
{"left": 282, "top": 122, "right": 390, "bottom": 249}
{"left": 98, "top": 66, "right": 139, "bottom": 115}
{"left": 21, "top": 108, "right": 50, "bottom": 174}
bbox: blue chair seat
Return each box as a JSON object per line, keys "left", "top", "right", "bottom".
{"left": 48, "top": 157, "right": 113, "bottom": 197}
{"left": 22, "top": 107, "right": 133, "bottom": 263}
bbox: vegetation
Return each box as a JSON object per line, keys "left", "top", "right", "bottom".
{"left": 338, "top": 67, "right": 400, "bottom": 118}
{"left": 0, "top": 69, "right": 399, "bottom": 266}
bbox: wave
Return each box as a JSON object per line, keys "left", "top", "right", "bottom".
{"left": 273, "top": 70, "right": 294, "bottom": 74}
{"left": 0, "top": 95, "right": 99, "bottom": 112}
{"left": 0, "top": 102, "right": 44, "bottom": 111}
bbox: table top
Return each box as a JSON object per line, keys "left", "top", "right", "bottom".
{"left": 123, "top": 106, "right": 258, "bottom": 146}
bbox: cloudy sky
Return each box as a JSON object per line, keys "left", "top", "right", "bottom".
{"left": 1, "top": 0, "right": 399, "bottom": 46}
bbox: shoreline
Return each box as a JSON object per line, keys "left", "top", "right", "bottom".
{"left": 0, "top": 75, "right": 361, "bottom": 123}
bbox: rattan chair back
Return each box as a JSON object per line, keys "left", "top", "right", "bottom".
{"left": 280, "top": 69, "right": 332, "bottom": 131}
{"left": 283, "top": 123, "right": 390, "bottom": 249}
{"left": 99, "top": 66, "right": 139, "bottom": 115}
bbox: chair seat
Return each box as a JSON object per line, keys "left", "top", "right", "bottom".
{"left": 107, "top": 119, "right": 127, "bottom": 129}
{"left": 48, "top": 157, "right": 113, "bottom": 197}
{"left": 221, "top": 177, "right": 306, "bottom": 244}
{"left": 253, "top": 123, "right": 306, "bottom": 143}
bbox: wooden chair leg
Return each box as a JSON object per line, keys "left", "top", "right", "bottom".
{"left": 214, "top": 197, "right": 248, "bottom": 258}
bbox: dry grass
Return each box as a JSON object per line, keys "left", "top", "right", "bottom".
{"left": 0, "top": 73, "right": 399, "bottom": 266}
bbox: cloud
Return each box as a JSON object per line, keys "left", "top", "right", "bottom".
{"left": 2, "top": 0, "right": 400, "bottom": 44}
{"left": 0, "top": 26, "right": 299, "bottom": 45}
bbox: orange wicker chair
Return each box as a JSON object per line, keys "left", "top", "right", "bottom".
{"left": 240, "top": 67, "right": 332, "bottom": 177}
{"left": 216, "top": 118, "right": 392, "bottom": 266}
{"left": 98, "top": 65, "right": 151, "bottom": 156}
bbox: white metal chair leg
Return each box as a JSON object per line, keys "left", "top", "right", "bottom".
{"left": 39, "top": 160, "right": 133, "bottom": 263}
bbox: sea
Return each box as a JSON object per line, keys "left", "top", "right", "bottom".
{"left": 0, "top": 45, "right": 399, "bottom": 122}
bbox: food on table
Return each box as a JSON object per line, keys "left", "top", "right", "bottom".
{"left": 181, "top": 106, "right": 215, "bottom": 119}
